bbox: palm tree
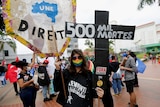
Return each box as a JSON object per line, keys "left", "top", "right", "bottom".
{"left": 109, "top": 40, "right": 115, "bottom": 53}
{"left": 84, "top": 39, "right": 115, "bottom": 52}
{"left": 138, "top": 0, "right": 160, "bottom": 10}
{"left": 84, "top": 39, "right": 94, "bottom": 50}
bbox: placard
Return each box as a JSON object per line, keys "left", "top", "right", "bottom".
{"left": 2, "top": 0, "right": 76, "bottom": 57}
{"left": 65, "top": 22, "right": 135, "bottom": 40}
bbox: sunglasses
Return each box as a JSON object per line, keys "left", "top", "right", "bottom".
{"left": 72, "top": 56, "right": 83, "bottom": 60}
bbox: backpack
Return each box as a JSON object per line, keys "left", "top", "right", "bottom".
{"left": 37, "top": 66, "right": 50, "bottom": 86}
{"left": 112, "top": 68, "right": 122, "bottom": 79}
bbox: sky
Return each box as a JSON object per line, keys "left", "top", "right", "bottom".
{"left": 76, "top": 0, "right": 160, "bottom": 51}
{"left": 16, "top": 0, "right": 160, "bottom": 54}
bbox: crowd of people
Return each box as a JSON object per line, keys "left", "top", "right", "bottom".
{"left": 0, "top": 49, "right": 144, "bottom": 107}
{"left": 108, "top": 51, "right": 139, "bottom": 107}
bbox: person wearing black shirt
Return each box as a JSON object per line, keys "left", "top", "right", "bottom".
{"left": 0, "top": 62, "right": 7, "bottom": 86}
{"left": 17, "top": 61, "right": 38, "bottom": 107}
{"left": 54, "top": 49, "right": 104, "bottom": 107}
{"left": 109, "top": 56, "right": 122, "bottom": 96}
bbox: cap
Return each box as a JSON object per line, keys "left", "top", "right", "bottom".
{"left": 123, "top": 53, "right": 127, "bottom": 57}
{"left": 16, "top": 61, "right": 28, "bottom": 68}
{"left": 22, "top": 59, "right": 27, "bottom": 63}
{"left": 43, "top": 59, "right": 49, "bottom": 64}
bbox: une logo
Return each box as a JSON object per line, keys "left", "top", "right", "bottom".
{"left": 39, "top": 6, "right": 54, "bottom": 11}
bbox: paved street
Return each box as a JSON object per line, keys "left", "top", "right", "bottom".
{"left": 0, "top": 60, "right": 160, "bottom": 107}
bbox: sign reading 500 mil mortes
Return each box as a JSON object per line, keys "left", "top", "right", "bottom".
{"left": 65, "top": 22, "right": 135, "bottom": 40}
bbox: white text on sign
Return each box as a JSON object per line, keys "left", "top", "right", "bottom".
{"left": 65, "top": 22, "right": 135, "bottom": 40}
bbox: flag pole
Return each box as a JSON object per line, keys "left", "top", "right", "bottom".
{"left": 51, "top": 26, "right": 67, "bottom": 99}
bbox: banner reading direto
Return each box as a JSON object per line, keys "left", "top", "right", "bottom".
{"left": 65, "top": 22, "right": 135, "bottom": 40}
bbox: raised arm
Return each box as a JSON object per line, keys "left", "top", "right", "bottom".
{"left": 29, "top": 52, "right": 36, "bottom": 68}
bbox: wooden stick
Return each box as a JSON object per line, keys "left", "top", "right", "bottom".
{"left": 51, "top": 26, "right": 67, "bottom": 99}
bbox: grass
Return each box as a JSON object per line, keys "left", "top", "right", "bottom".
{"left": 136, "top": 52, "right": 146, "bottom": 59}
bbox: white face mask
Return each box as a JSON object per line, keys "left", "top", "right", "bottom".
{"left": 16, "top": 68, "right": 22, "bottom": 74}
{"left": 62, "top": 60, "right": 65, "bottom": 64}
{"left": 24, "top": 75, "right": 29, "bottom": 81}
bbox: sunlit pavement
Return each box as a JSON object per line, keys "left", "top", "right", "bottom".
{"left": 0, "top": 60, "right": 160, "bottom": 107}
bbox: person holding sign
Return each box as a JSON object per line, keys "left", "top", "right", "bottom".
{"left": 16, "top": 61, "right": 38, "bottom": 107}
{"left": 120, "top": 51, "right": 138, "bottom": 107}
{"left": 54, "top": 49, "right": 104, "bottom": 107}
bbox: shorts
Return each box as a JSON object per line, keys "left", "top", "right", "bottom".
{"left": 125, "top": 79, "right": 135, "bottom": 93}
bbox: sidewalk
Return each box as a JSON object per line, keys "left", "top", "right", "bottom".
{"left": 0, "top": 80, "right": 13, "bottom": 101}
{"left": 0, "top": 60, "right": 160, "bottom": 107}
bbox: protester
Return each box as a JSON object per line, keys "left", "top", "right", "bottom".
{"left": 129, "top": 52, "right": 139, "bottom": 87}
{"left": 120, "top": 51, "right": 138, "bottom": 107}
{"left": 37, "top": 59, "right": 52, "bottom": 102}
{"left": 109, "top": 55, "right": 122, "bottom": 96}
{"left": 0, "top": 62, "right": 7, "bottom": 87}
{"left": 158, "top": 56, "right": 160, "bottom": 64}
{"left": 45, "top": 57, "right": 57, "bottom": 98}
{"left": 17, "top": 61, "right": 38, "bottom": 107}
{"left": 5, "top": 61, "right": 20, "bottom": 95}
{"left": 152, "top": 53, "right": 156, "bottom": 64}
{"left": 54, "top": 49, "right": 104, "bottom": 107}
{"left": 119, "top": 56, "right": 128, "bottom": 88}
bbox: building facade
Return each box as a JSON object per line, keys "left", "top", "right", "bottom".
{"left": 67, "top": 38, "right": 78, "bottom": 56}
{"left": 0, "top": 43, "right": 17, "bottom": 64}
{"left": 113, "top": 21, "right": 160, "bottom": 53}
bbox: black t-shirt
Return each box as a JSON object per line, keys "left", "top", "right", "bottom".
{"left": 64, "top": 73, "right": 89, "bottom": 107}
{"left": 0, "top": 66, "right": 6, "bottom": 73}
{"left": 54, "top": 69, "right": 94, "bottom": 107}
{"left": 17, "top": 72, "right": 32, "bottom": 90}
{"left": 37, "top": 66, "right": 50, "bottom": 86}
{"left": 109, "top": 62, "right": 120, "bottom": 73}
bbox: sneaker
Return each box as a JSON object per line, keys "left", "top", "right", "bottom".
{"left": 128, "top": 102, "right": 138, "bottom": 107}
{"left": 122, "top": 86, "right": 125, "bottom": 89}
{"left": 112, "top": 93, "right": 119, "bottom": 96}
{"left": 117, "top": 93, "right": 121, "bottom": 95}
{"left": 50, "top": 94, "right": 56, "bottom": 98}
{"left": 134, "top": 104, "right": 138, "bottom": 107}
{"left": 43, "top": 98, "right": 51, "bottom": 102}
{"left": 134, "top": 84, "right": 139, "bottom": 87}
{"left": 16, "top": 93, "right": 19, "bottom": 96}
{"left": 0, "top": 85, "right": 4, "bottom": 88}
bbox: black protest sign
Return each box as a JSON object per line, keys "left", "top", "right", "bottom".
{"left": 65, "top": 11, "right": 135, "bottom": 89}
{"left": 94, "top": 11, "right": 109, "bottom": 89}
{"left": 65, "top": 22, "right": 135, "bottom": 40}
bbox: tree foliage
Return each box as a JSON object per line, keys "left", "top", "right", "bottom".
{"left": 84, "top": 39, "right": 115, "bottom": 53}
{"left": 109, "top": 40, "right": 114, "bottom": 53}
{"left": 84, "top": 39, "right": 94, "bottom": 50}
